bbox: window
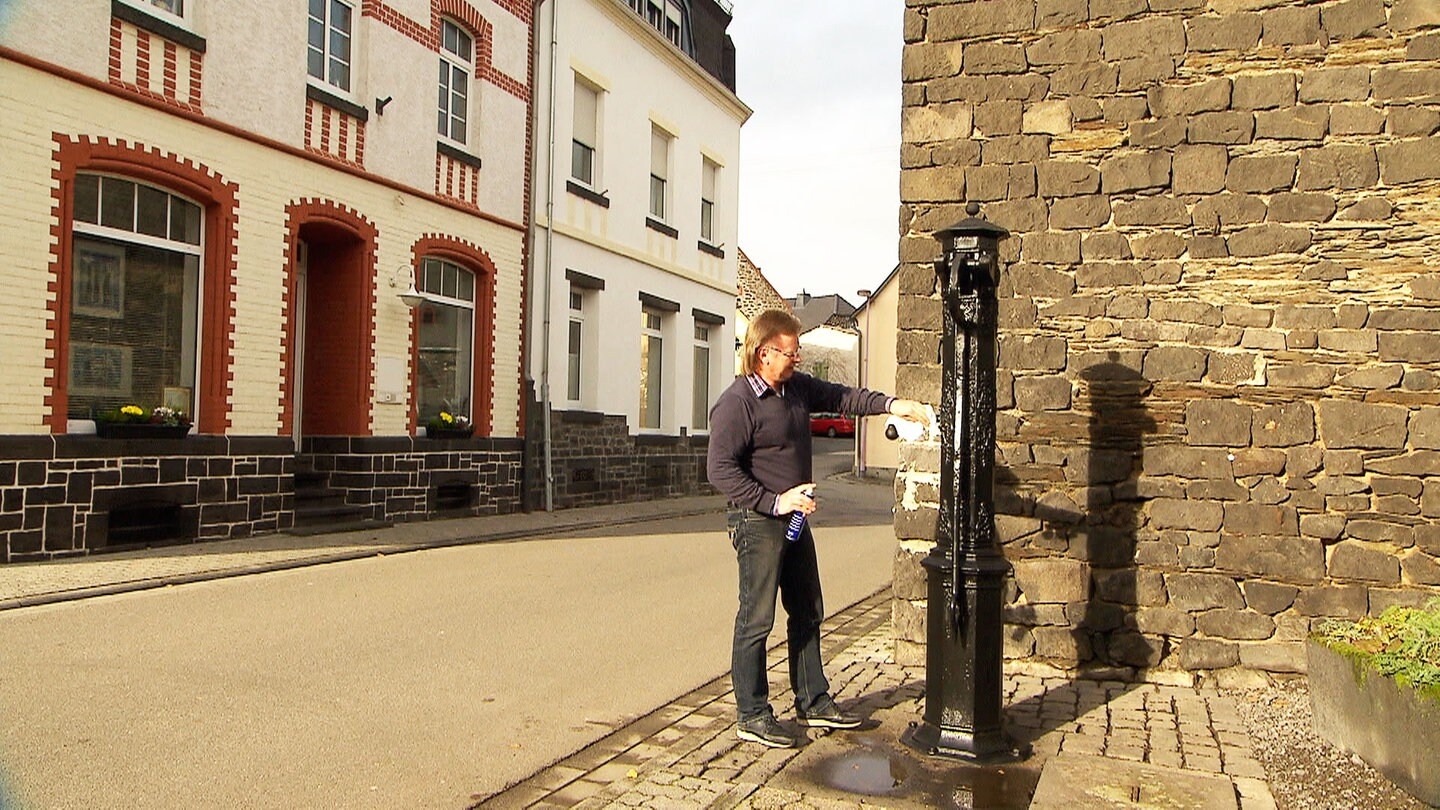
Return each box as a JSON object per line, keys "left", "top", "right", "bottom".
{"left": 308, "top": 0, "right": 354, "bottom": 93}
{"left": 649, "top": 127, "right": 670, "bottom": 221}
{"left": 571, "top": 78, "right": 598, "bottom": 186}
{"left": 663, "top": 0, "right": 683, "bottom": 46}
{"left": 631, "top": 0, "right": 686, "bottom": 48}
{"left": 640, "top": 309, "right": 664, "bottom": 429}
{"left": 68, "top": 174, "right": 203, "bottom": 425}
{"left": 415, "top": 258, "right": 476, "bottom": 422}
{"left": 700, "top": 159, "right": 718, "bottom": 243}
{"left": 140, "top": 0, "right": 186, "bottom": 22}
{"left": 438, "top": 19, "right": 473, "bottom": 145}
{"left": 567, "top": 287, "right": 584, "bottom": 401}
{"left": 692, "top": 323, "right": 710, "bottom": 431}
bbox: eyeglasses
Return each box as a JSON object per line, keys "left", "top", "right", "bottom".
{"left": 765, "top": 345, "right": 801, "bottom": 361}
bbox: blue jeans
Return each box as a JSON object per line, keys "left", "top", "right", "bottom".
{"left": 729, "top": 508, "right": 830, "bottom": 721}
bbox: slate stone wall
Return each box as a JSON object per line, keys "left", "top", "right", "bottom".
{"left": 0, "top": 435, "right": 526, "bottom": 562}
{"left": 544, "top": 410, "right": 713, "bottom": 510}
{"left": 300, "top": 437, "right": 525, "bottom": 521}
{"left": 0, "top": 436, "right": 294, "bottom": 562}
{"left": 896, "top": 0, "right": 1440, "bottom": 684}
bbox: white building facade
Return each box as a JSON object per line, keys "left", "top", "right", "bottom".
{"left": 0, "top": 0, "right": 533, "bottom": 560}
{"left": 529, "top": 0, "right": 747, "bottom": 508}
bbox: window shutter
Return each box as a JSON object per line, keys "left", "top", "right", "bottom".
{"left": 574, "top": 81, "right": 597, "bottom": 147}
{"left": 650, "top": 129, "right": 668, "bottom": 181}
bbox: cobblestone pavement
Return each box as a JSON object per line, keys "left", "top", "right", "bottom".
{"left": 475, "top": 592, "right": 1279, "bottom": 810}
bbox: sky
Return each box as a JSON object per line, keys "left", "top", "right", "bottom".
{"left": 727, "top": 1, "right": 903, "bottom": 306}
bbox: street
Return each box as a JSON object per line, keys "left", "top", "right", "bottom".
{"left": 0, "top": 439, "right": 893, "bottom": 809}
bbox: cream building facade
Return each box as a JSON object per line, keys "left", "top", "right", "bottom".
{"left": 0, "top": 0, "right": 533, "bottom": 560}
{"left": 528, "top": 0, "right": 747, "bottom": 508}
{"left": 855, "top": 268, "right": 900, "bottom": 477}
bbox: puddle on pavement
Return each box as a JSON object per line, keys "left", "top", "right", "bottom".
{"left": 821, "top": 750, "right": 910, "bottom": 794}
{"left": 801, "top": 734, "right": 1039, "bottom": 810}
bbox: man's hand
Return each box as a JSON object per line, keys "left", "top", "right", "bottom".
{"left": 888, "top": 398, "right": 932, "bottom": 427}
{"left": 777, "top": 483, "right": 817, "bottom": 516}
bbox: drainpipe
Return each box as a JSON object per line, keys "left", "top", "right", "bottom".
{"left": 531, "top": 0, "right": 559, "bottom": 511}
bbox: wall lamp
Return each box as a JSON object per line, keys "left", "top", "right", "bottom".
{"left": 389, "top": 265, "right": 425, "bottom": 309}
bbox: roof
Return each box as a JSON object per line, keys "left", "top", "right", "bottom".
{"left": 785, "top": 292, "right": 856, "bottom": 332}
{"left": 736, "top": 248, "right": 790, "bottom": 319}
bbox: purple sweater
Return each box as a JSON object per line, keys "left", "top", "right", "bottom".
{"left": 706, "top": 372, "right": 892, "bottom": 516}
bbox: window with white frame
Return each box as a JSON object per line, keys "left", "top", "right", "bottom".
{"left": 567, "top": 287, "right": 584, "bottom": 402}
{"left": 692, "top": 323, "right": 711, "bottom": 431}
{"left": 416, "top": 258, "right": 476, "bottom": 423}
{"left": 663, "top": 0, "right": 683, "bottom": 46}
{"left": 639, "top": 309, "right": 664, "bottom": 429}
{"left": 631, "top": 0, "right": 686, "bottom": 48}
{"left": 571, "top": 77, "right": 599, "bottom": 186}
{"left": 307, "top": 0, "right": 354, "bottom": 93}
{"left": 128, "top": 0, "right": 189, "bottom": 25}
{"left": 438, "top": 19, "right": 473, "bottom": 146}
{"left": 700, "top": 158, "right": 718, "bottom": 244}
{"left": 68, "top": 174, "right": 203, "bottom": 424}
{"left": 649, "top": 127, "right": 670, "bottom": 221}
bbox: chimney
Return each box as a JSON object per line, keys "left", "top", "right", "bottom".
{"left": 795, "top": 289, "right": 810, "bottom": 307}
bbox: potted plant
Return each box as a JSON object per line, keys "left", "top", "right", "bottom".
{"left": 424, "top": 411, "right": 473, "bottom": 439}
{"left": 1308, "top": 599, "right": 1440, "bottom": 806}
{"left": 94, "top": 404, "right": 193, "bottom": 438}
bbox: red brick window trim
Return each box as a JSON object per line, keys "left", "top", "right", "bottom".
{"left": 361, "top": 0, "right": 528, "bottom": 101}
{"left": 46, "top": 135, "right": 238, "bottom": 434}
{"left": 408, "top": 235, "right": 497, "bottom": 436}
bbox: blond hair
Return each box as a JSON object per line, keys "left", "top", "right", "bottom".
{"left": 742, "top": 309, "right": 802, "bottom": 376}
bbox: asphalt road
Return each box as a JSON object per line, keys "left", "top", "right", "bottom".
{"left": 0, "top": 438, "right": 895, "bottom": 809}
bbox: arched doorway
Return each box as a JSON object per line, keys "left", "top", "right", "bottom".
{"left": 285, "top": 202, "right": 376, "bottom": 444}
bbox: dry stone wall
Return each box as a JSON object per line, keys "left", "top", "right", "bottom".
{"left": 896, "top": 0, "right": 1440, "bottom": 685}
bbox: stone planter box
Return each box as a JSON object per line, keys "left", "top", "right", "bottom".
{"left": 94, "top": 422, "right": 192, "bottom": 439}
{"left": 423, "top": 426, "right": 474, "bottom": 440}
{"left": 1308, "top": 639, "right": 1440, "bottom": 806}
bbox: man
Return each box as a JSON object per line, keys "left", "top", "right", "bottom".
{"left": 707, "top": 309, "right": 930, "bottom": 748}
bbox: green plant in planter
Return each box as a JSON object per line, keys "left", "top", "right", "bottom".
{"left": 96, "top": 404, "right": 192, "bottom": 427}
{"left": 426, "top": 411, "right": 472, "bottom": 434}
{"left": 1313, "top": 599, "right": 1440, "bottom": 701}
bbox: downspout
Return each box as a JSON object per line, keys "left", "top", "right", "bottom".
{"left": 531, "top": 0, "right": 558, "bottom": 511}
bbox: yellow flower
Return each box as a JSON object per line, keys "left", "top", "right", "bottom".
{"left": 121, "top": 405, "right": 144, "bottom": 417}
{"left": 440, "top": 411, "right": 454, "bottom": 424}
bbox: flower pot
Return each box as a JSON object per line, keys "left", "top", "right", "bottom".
{"left": 94, "top": 422, "right": 192, "bottom": 439}
{"left": 423, "top": 426, "right": 474, "bottom": 440}
{"left": 1308, "top": 639, "right": 1440, "bottom": 805}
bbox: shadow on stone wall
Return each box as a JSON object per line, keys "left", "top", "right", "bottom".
{"left": 1071, "top": 357, "right": 1158, "bottom": 673}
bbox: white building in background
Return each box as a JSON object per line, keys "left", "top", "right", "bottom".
{"left": 856, "top": 267, "right": 900, "bottom": 477}
{"left": 800, "top": 319, "right": 860, "bottom": 386}
{"left": 529, "top": 0, "right": 749, "bottom": 508}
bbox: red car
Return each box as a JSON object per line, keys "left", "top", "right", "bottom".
{"left": 810, "top": 412, "right": 855, "bottom": 438}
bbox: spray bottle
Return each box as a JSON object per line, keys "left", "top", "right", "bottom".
{"left": 785, "top": 487, "right": 814, "bottom": 542}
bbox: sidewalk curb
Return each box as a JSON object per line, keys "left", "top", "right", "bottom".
{"left": 0, "top": 504, "right": 725, "bottom": 611}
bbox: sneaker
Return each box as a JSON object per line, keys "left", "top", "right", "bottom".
{"left": 795, "top": 695, "right": 861, "bottom": 729}
{"left": 737, "top": 713, "right": 796, "bottom": 748}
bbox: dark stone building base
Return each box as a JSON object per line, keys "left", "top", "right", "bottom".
{"left": 533, "top": 409, "right": 713, "bottom": 510}
{"left": 0, "top": 434, "right": 524, "bottom": 563}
